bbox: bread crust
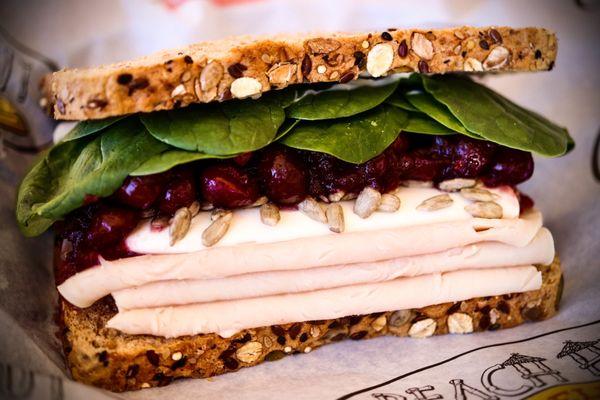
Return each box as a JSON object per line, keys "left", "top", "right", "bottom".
{"left": 47, "top": 27, "right": 557, "bottom": 120}
{"left": 59, "top": 257, "right": 562, "bottom": 392}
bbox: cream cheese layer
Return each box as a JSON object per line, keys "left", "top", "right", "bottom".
{"left": 126, "top": 186, "right": 519, "bottom": 254}
{"left": 112, "top": 228, "right": 553, "bottom": 310}
{"left": 106, "top": 266, "right": 542, "bottom": 338}
{"left": 58, "top": 210, "right": 542, "bottom": 308}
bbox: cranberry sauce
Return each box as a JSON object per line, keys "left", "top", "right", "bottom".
{"left": 258, "top": 145, "right": 308, "bottom": 205}
{"left": 54, "top": 133, "right": 535, "bottom": 282}
{"left": 54, "top": 204, "right": 140, "bottom": 285}
{"left": 159, "top": 167, "right": 198, "bottom": 214}
{"left": 201, "top": 163, "right": 259, "bottom": 208}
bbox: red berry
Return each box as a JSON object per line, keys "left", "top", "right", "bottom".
{"left": 73, "top": 248, "right": 100, "bottom": 272}
{"left": 115, "top": 174, "right": 167, "bottom": 209}
{"left": 382, "top": 148, "right": 402, "bottom": 192}
{"left": 306, "top": 152, "right": 364, "bottom": 198}
{"left": 55, "top": 204, "right": 140, "bottom": 281}
{"left": 158, "top": 168, "right": 198, "bottom": 214}
{"left": 233, "top": 152, "right": 253, "bottom": 166}
{"left": 54, "top": 260, "right": 78, "bottom": 285}
{"left": 481, "top": 148, "right": 534, "bottom": 187}
{"left": 85, "top": 206, "right": 139, "bottom": 249}
{"left": 330, "top": 168, "right": 364, "bottom": 195}
{"left": 360, "top": 136, "right": 409, "bottom": 192}
{"left": 389, "top": 135, "right": 410, "bottom": 154}
{"left": 362, "top": 153, "right": 387, "bottom": 190}
{"left": 398, "top": 150, "right": 448, "bottom": 181}
{"left": 200, "top": 163, "right": 259, "bottom": 208}
{"left": 83, "top": 194, "right": 100, "bottom": 205}
{"left": 55, "top": 245, "right": 99, "bottom": 284}
{"left": 258, "top": 146, "right": 307, "bottom": 205}
{"left": 452, "top": 137, "right": 497, "bottom": 178}
{"left": 431, "top": 135, "right": 457, "bottom": 158}
{"left": 55, "top": 205, "right": 97, "bottom": 248}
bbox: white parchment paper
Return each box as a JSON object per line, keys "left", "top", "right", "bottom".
{"left": 0, "top": 0, "right": 599, "bottom": 399}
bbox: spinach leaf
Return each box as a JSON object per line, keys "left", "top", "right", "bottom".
{"left": 386, "top": 91, "right": 420, "bottom": 112}
{"left": 422, "top": 75, "right": 572, "bottom": 156}
{"left": 62, "top": 116, "right": 126, "bottom": 141}
{"left": 263, "top": 86, "right": 303, "bottom": 108}
{"left": 274, "top": 119, "right": 300, "bottom": 141}
{"left": 131, "top": 150, "right": 231, "bottom": 176}
{"left": 16, "top": 119, "right": 168, "bottom": 236}
{"left": 405, "top": 91, "right": 480, "bottom": 138}
{"left": 281, "top": 105, "right": 409, "bottom": 164}
{"left": 133, "top": 117, "right": 297, "bottom": 175}
{"left": 141, "top": 98, "right": 285, "bottom": 155}
{"left": 16, "top": 141, "right": 87, "bottom": 236}
{"left": 404, "top": 113, "right": 454, "bottom": 135}
{"left": 287, "top": 79, "right": 399, "bottom": 120}
{"left": 398, "top": 73, "right": 425, "bottom": 90}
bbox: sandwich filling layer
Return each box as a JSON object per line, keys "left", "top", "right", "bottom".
{"left": 57, "top": 183, "right": 554, "bottom": 339}
{"left": 57, "top": 186, "right": 536, "bottom": 306}
{"left": 19, "top": 75, "right": 571, "bottom": 340}
{"left": 58, "top": 206, "right": 546, "bottom": 308}
{"left": 106, "top": 266, "right": 543, "bottom": 338}
{"left": 111, "top": 227, "right": 554, "bottom": 310}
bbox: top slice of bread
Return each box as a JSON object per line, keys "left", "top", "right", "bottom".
{"left": 46, "top": 26, "right": 557, "bottom": 120}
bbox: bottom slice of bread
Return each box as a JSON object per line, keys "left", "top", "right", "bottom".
{"left": 60, "top": 257, "right": 562, "bottom": 392}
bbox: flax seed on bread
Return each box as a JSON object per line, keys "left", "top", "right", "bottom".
{"left": 59, "top": 257, "right": 562, "bottom": 392}
{"left": 46, "top": 26, "right": 557, "bottom": 121}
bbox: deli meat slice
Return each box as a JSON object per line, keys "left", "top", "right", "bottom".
{"left": 58, "top": 211, "right": 543, "bottom": 308}
{"left": 112, "top": 228, "right": 554, "bottom": 310}
{"left": 107, "top": 266, "right": 542, "bottom": 338}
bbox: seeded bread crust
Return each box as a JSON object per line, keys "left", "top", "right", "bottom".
{"left": 59, "top": 257, "right": 562, "bottom": 392}
{"left": 47, "top": 26, "right": 557, "bottom": 121}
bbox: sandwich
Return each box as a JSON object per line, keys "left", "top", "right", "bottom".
{"left": 16, "top": 26, "right": 572, "bottom": 391}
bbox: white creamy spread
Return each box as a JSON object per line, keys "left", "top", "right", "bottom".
{"left": 112, "top": 228, "right": 554, "bottom": 310}
{"left": 126, "top": 186, "right": 519, "bottom": 254}
{"left": 58, "top": 210, "right": 542, "bottom": 308}
{"left": 106, "top": 266, "right": 542, "bottom": 338}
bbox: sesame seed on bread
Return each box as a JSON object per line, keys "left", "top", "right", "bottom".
{"left": 46, "top": 26, "right": 557, "bottom": 121}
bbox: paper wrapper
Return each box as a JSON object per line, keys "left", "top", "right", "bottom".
{"left": 0, "top": 0, "right": 599, "bottom": 399}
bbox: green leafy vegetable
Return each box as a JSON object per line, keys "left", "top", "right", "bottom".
{"left": 134, "top": 119, "right": 300, "bottom": 176}
{"left": 405, "top": 91, "right": 480, "bottom": 138}
{"left": 16, "top": 74, "right": 575, "bottom": 237}
{"left": 404, "top": 113, "right": 454, "bottom": 135}
{"left": 422, "top": 75, "right": 572, "bottom": 156}
{"left": 16, "top": 119, "right": 168, "bottom": 236}
{"left": 134, "top": 118, "right": 301, "bottom": 176}
{"left": 62, "top": 116, "right": 126, "bottom": 141}
{"left": 286, "top": 79, "right": 399, "bottom": 120}
{"left": 386, "top": 91, "right": 420, "bottom": 112}
{"left": 262, "top": 86, "right": 303, "bottom": 108}
{"left": 16, "top": 141, "right": 86, "bottom": 236}
{"left": 281, "top": 105, "right": 409, "bottom": 164}
{"left": 274, "top": 119, "right": 300, "bottom": 141}
{"left": 131, "top": 150, "right": 231, "bottom": 176}
{"left": 141, "top": 99, "right": 285, "bottom": 155}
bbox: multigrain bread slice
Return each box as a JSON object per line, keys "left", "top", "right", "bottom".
{"left": 59, "top": 257, "right": 563, "bottom": 392}
{"left": 47, "top": 26, "right": 557, "bottom": 121}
